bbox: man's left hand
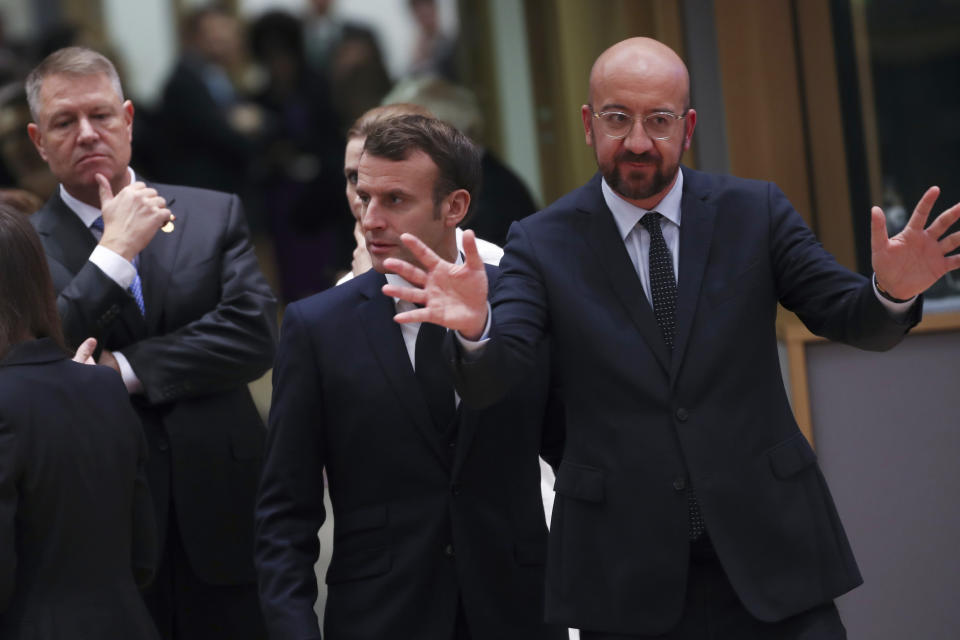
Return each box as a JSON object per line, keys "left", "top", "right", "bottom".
{"left": 871, "top": 186, "right": 960, "bottom": 299}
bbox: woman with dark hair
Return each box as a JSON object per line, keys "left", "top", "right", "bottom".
{"left": 0, "top": 204, "right": 160, "bottom": 639}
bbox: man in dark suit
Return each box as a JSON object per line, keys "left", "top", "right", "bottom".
{"left": 255, "top": 114, "right": 565, "bottom": 640}
{"left": 382, "top": 38, "right": 960, "bottom": 639}
{"left": 25, "top": 47, "right": 277, "bottom": 639}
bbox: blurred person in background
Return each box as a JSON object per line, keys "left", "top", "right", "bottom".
{"left": 248, "top": 9, "right": 352, "bottom": 301}
{"left": 407, "top": 0, "right": 458, "bottom": 82}
{"left": 26, "top": 46, "right": 276, "bottom": 640}
{"left": 0, "top": 203, "right": 159, "bottom": 640}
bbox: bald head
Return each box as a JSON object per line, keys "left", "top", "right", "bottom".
{"left": 588, "top": 37, "right": 690, "bottom": 110}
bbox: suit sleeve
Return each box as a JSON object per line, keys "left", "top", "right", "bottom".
{"left": 121, "top": 194, "right": 278, "bottom": 405}
{"left": 254, "top": 303, "right": 327, "bottom": 640}
{"left": 450, "top": 220, "right": 551, "bottom": 409}
{"left": 767, "top": 183, "right": 920, "bottom": 349}
{"left": 0, "top": 411, "right": 17, "bottom": 612}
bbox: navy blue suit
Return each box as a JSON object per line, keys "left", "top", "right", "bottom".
{"left": 450, "top": 168, "right": 921, "bottom": 635}
{"left": 256, "top": 266, "right": 565, "bottom": 640}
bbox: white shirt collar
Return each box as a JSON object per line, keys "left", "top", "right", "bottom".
{"left": 602, "top": 168, "right": 684, "bottom": 241}
{"left": 59, "top": 167, "right": 137, "bottom": 227}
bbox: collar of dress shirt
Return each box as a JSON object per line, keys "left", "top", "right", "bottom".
{"left": 602, "top": 168, "right": 684, "bottom": 241}
{"left": 59, "top": 166, "right": 137, "bottom": 227}
{"left": 386, "top": 250, "right": 464, "bottom": 315}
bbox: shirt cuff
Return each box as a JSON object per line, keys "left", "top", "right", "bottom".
{"left": 456, "top": 303, "right": 492, "bottom": 354}
{"left": 90, "top": 245, "right": 137, "bottom": 289}
{"left": 872, "top": 273, "right": 916, "bottom": 318}
{"left": 113, "top": 351, "right": 144, "bottom": 395}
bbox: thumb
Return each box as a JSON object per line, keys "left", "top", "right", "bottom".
{"left": 95, "top": 173, "right": 114, "bottom": 208}
{"left": 72, "top": 337, "right": 97, "bottom": 364}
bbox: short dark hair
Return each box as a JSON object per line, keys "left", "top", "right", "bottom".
{"left": 363, "top": 114, "right": 481, "bottom": 218}
{"left": 0, "top": 204, "right": 65, "bottom": 358}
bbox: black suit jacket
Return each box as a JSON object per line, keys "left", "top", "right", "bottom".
{"left": 255, "top": 267, "right": 566, "bottom": 640}
{"left": 451, "top": 168, "right": 922, "bottom": 635}
{"left": 31, "top": 184, "right": 277, "bottom": 586}
{"left": 0, "top": 339, "right": 159, "bottom": 639}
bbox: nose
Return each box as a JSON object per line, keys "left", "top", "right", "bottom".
{"left": 76, "top": 116, "right": 98, "bottom": 143}
{"left": 361, "top": 198, "right": 384, "bottom": 231}
{"left": 622, "top": 118, "right": 654, "bottom": 154}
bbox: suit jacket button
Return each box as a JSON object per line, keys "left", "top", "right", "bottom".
{"left": 675, "top": 407, "right": 689, "bottom": 422}
{"left": 443, "top": 543, "right": 455, "bottom": 557}
{"left": 673, "top": 477, "right": 686, "bottom": 491}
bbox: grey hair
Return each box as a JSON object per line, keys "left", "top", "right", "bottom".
{"left": 25, "top": 46, "right": 124, "bottom": 121}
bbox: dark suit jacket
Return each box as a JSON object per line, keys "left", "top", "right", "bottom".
{"left": 0, "top": 338, "right": 159, "bottom": 639}
{"left": 451, "top": 168, "right": 922, "bottom": 635}
{"left": 255, "top": 266, "right": 566, "bottom": 640}
{"left": 31, "top": 184, "right": 277, "bottom": 587}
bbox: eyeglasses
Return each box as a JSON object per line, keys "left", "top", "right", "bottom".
{"left": 591, "top": 109, "right": 688, "bottom": 140}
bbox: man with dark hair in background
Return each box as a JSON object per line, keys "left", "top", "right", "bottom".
{"left": 26, "top": 46, "right": 276, "bottom": 640}
{"left": 256, "top": 114, "right": 565, "bottom": 640}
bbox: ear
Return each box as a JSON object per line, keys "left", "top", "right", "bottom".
{"left": 26, "top": 122, "right": 47, "bottom": 161}
{"left": 123, "top": 100, "right": 134, "bottom": 141}
{"left": 581, "top": 104, "right": 594, "bottom": 147}
{"left": 682, "top": 108, "right": 697, "bottom": 151}
{"left": 442, "top": 188, "right": 470, "bottom": 227}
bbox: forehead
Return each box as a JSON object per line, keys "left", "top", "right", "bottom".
{"left": 591, "top": 58, "right": 687, "bottom": 113}
{"left": 38, "top": 72, "right": 121, "bottom": 114}
{"left": 356, "top": 149, "right": 438, "bottom": 193}
{"left": 344, "top": 137, "right": 364, "bottom": 167}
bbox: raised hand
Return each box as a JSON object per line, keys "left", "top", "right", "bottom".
{"left": 382, "top": 230, "right": 489, "bottom": 340}
{"left": 97, "top": 173, "right": 174, "bottom": 261}
{"left": 872, "top": 186, "right": 960, "bottom": 299}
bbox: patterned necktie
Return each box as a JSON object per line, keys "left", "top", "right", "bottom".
{"left": 639, "top": 212, "right": 705, "bottom": 541}
{"left": 91, "top": 216, "right": 146, "bottom": 316}
{"left": 415, "top": 321, "right": 456, "bottom": 433}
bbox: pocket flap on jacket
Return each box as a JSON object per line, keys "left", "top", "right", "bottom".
{"left": 768, "top": 432, "right": 817, "bottom": 479}
{"left": 335, "top": 504, "right": 388, "bottom": 537}
{"left": 325, "top": 547, "right": 391, "bottom": 585}
{"left": 554, "top": 462, "right": 605, "bottom": 503}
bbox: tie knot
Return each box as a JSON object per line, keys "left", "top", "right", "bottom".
{"left": 91, "top": 216, "right": 104, "bottom": 232}
{"left": 639, "top": 211, "right": 663, "bottom": 233}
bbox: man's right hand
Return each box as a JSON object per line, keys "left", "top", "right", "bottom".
{"left": 382, "top": 230, "right": 489, "bottom": 340}
{"left": 96, "top": 173, "right": 174, "bottom": 262}
{"left": 97, "top": 348, "right": 122, "bottom": 374}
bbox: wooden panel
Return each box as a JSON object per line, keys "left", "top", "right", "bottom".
{"left": 713, "top": 0, "right": 813, "bottom": 224}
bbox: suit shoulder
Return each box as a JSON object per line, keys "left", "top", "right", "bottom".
{"left": 683, "top": 167, "right": 775, "bottom": 200}
{"left": 149, "top": 182, "right": 236, "bottom": 204}
{"left": 285, "top": 273, "right": 371, "bottom": 323}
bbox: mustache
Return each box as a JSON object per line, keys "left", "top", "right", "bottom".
{"left": 616, "top": 151, "right": 660, "bottom": 163}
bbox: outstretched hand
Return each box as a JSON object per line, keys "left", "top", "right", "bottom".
{"left": 872, "top": 186, "right": 960, "bottom": 299}
{"left": 382, "top": 230, "right": 489, "bottom": 340}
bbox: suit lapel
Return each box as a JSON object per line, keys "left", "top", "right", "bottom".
{"left": 577, "top": 176, "right": 671, "bottom": 375}
{"left": 357, "top": 272, "right": 450, "bottom": 470}
{"left": 33, "top": 193, "right": 98, "bottom": 275}
{"left": 140, "top": 184, "right": 184, "bottom": 335}
{"left": 671, "top": 168, "right": 717, "bottom": 384}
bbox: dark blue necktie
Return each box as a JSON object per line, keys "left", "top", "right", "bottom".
{"left": 91, "top": 216, "right": 145, "bottom": 316}
{"left": 639, "top": 212, "right": 704, "bottom": 541}
{"left": 415, "top": 321, "right": 456, "bottom": 433}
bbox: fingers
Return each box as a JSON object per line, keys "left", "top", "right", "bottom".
{"left": 392, "top": 306, "right": 433, "bottom": 325}
{"left": 400, "top": 233, "right": 442, "bottom": 271}
{"left": 72, "top": 337, "right": 97, "bottom": 364}
{"left": 940, "top": 228, "right": 960, "bottom": 255}
{"left": 870, "top": 206, "right": 889, "bottom": 251}
{"left": 905, "top": 186, "right": 941, "bottom": 231}
{"left": 928, "top": 200, "right": 960, "bottom": 238}
{"left": 460, "top": 229, "right": 485, "bottom": 272}
{"left": 95, "top": 173, "right": 114, "bottom": 206}
{"left": 382, "top": 257, "right": 428, "bottom": 286}
{"left": 382, "top": 282, "right": 428, "bottom": 306}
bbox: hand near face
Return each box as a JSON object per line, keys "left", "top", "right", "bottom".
{"left": 871, "top": 186, "right": 960, "bottom": 299}
{"left": 382, "top": 230, "right": 489, "bottom": 340}
{"left": 96, "top": 173, "right": 174, "bottom": 262}
{"left": 351, "top": 221, "right": 372, "bottom": 276}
